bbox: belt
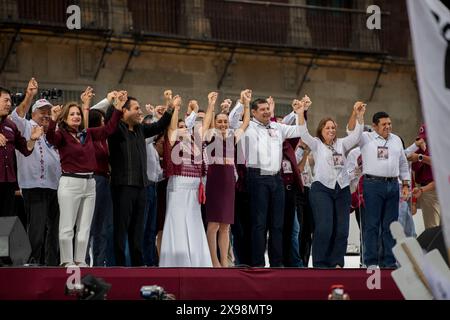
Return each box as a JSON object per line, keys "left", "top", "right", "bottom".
{"left": 62, "top": 172, "right": 94, "bottom": 179}
{"left": 364, "top": 174, "right": 397, "bottom": 182}
{"left": 247, "top": 167, "right": 280, "bottom": 176}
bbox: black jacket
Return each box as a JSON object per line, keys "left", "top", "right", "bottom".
{"left": 108, "top": 110, "right": 172, "bottom": 187}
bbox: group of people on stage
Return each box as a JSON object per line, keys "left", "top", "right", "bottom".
{"left": 0, "top": 77, "right": 440, "bottom": 268}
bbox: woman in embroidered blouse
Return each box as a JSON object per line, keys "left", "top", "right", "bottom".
{"left": 46, "top": 88, "right": 126, "bottom": 267}
{"left": 297, "top": 98, "right": 365, "bottom": 268}
{"left": 159, "top": 93, "right": 214, "bottom": 267}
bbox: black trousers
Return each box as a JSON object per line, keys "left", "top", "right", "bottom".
{"left": 299, "top": 187, "right": 313, "bottom": 267}
{"left": 231, "top": 190, "right": 251, "bottom": 266}
{"left": 247, "top": 169, "right": 285, "bottom": 267}
{"left": 22, "top": 188, "right": 60, "bottom": 266}
{"left": 282, "top": 184, "right": 299, "bottom": 267}
{"left": 0, "top": 182, "right": 16, "bottom": 217}
{"left": 112, "top": 185, "right": 147, "bottom": 266}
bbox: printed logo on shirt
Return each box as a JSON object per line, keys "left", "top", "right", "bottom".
{"left": 377, "top": 146, "right": 389, "bottom": 160}
{"left": 282, "top": 159, "right": 293, "bottom": 174}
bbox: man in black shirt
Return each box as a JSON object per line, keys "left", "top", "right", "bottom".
{"left": 108, "top": 96, "right": 173, "bottom": 266}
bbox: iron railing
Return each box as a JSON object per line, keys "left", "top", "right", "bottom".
{"left": 0, "top": 0, "right": 410, "bottom": 57}
{"left": 127, "top": 0, "right": 391, "bottom": 55}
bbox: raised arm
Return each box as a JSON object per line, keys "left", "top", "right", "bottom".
{"left": 91, "top": 91, "right": 117, "bottom": 113}
{"left": 46, "top": 105, "right": 64, "bottom": 147}
{"left": 203, "top": 92, "right": 218, "bottom": 140}
{"left": 235, "top": 89, "right": 252, "bottom": 142}
{"left": 16, "top": 77, "right": 39, "bottom": 118}
{"left": 296, "top": 100, "right": 319, "bottom": 151}
{"left": 229, "top": 90, "right": 248, "bottom": 129}
{"left": 89, "top": 91, "right": 126, "bottom": 140}
{"left": 341, "top": 102, "right": 365, "bottom": 151}
{"left": 80, "top": 86, "right": 95, "bottom": 129}
{"left": 168, "top": 95, "right": 182, "bottom": 146}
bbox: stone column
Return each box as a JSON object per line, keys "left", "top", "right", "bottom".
{"left": 108, "top": 0, "right": 133, "bottom": 35}
{"left": 288, "top": 0, "right": 312, "bottom": 47}
{"left": 183, "top": 0, "right": 211, "bottom": 39}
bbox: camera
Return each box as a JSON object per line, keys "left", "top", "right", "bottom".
{"left": 140, "top": 285, "right": 175, "bottom": 300}
{"left": 11, "top": 92, "right": 26, "bottom": 107}
{"left": 65, "top": 274, "right": 111, "bottom": 300}
{"left": 41, "top": 88, "right": 62, "bottom": 100}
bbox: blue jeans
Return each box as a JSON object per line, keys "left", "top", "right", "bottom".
{"left": 290, "top": 210, "right": 304, "bottom": 267}
{"left": 88, "top": 175, "right": 114, "bottom": 266}
{"left": 398, "top": 198, "right": 416, "bottom": 238}
{"left": 362, "top": 178, "right": 399, "bottom": 267}
{"left": 143, "top": 183, "right": 158, "bottom": 266}
{"left": 247, "top": 169, "right": 285, "bottom": 267}
{"left": 309, "top": 182, "right": 351, "bottom": 268}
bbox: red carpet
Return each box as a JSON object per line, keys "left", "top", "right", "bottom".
{"left": 0, "top": 267, "right": 403, "bottom": 300}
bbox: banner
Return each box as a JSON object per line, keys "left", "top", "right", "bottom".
{"left": 407, "top": 0, "right": 450, "bottom": 257}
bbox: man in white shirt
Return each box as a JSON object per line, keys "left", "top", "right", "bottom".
{"left": 359, "top": 111, "right": 410, "bottom": 268}
{"left": 10, "top": 78, "right": 61, "bottom": 266}
{"left": 236, "top": 98, "right": 303, "bottom": 267}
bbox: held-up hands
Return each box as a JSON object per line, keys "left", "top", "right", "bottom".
{"left": 164, "top": 90, "right": 173, "bottom": 105}
{"left": 81, "top": 87, "right": 95, "bottom": 109}
{"left": 239, "top": 89, "right": 252, "bottom": 106}
{"left": 113, "top": 91, "right": 128, "bottom": 110}
{"left": 188, "top": 100, "right": 199, "bottom": 113}
{"left": 240, "top": 89, "right": 252, "bottom": 106}
{"left": 208, "top": 92, "right": 218, "bottom": 106}
{"left": 301, "top": 95, "right": 312, "bottom": 110}
{"left": 267, "top": 96, "right": 275, "bottom": 116}
{"left": 353, "top": 101, "right": 366, "bottom": 117}
{"left": 220, "top": 99, "right": 232, "bottom": 113}
{"left": 51, "top": 105, "right": 62, "bottom": 122}
{"left": 172, "top": 95, "right": 182, "bottom": 111}
{"left": 26, "top": 78, "right": 39, "bottom": 98}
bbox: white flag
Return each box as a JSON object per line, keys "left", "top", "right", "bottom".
{"left": 407, "top": 0, "right": 450, "bottom": 255}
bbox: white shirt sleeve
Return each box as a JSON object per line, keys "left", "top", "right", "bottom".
{"left": 404, "top": 142, "right": 419, "bottom": 157}
{"left": 10, "top": 109, "right": 28, "bottom": 135}
{"left": 229, "top": 101, "right": 244, "bottom": 129}
{"left": 298, "top": 123, "right": 319, "bottom": 151}
{"left": 279, "top": 122, "right": 302, "bottom": 140}
{"left": 341, "top": 122, "right": 363, "bottom": 152}
{"left": 399, "top": 145, "right": 411, "bottom": 181}
{"left": 184, "top": 111, "right": 197, "bottom": 130}
{"left": 282, "top": 111, "right": 296, "bottom": 125}
{"left": 91, "top": 98, "right": 111, "bottom": 113}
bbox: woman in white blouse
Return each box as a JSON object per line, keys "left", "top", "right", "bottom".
{"left": 297, "top": 99, "right": 365, "bottom": 268}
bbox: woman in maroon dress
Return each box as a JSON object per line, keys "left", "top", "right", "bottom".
{"left": 203, "top": 89, "right": 251, "bottom": 267}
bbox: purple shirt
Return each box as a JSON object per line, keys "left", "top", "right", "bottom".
{"left": 46, "top": 109, "right": 121, "bottom": 174}
{"left": 0, "top": 117, "right": 32, "bottom": 183}
{"left": 411, "top": 148, "right": 433, "bottom": 186}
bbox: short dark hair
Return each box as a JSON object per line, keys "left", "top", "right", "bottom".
{"left": 250, "top": 98, "right": 268, "bottom": 111}
{"left": 89, "top": 109, "right": 105, "bottom": 128}
{"left": 0, "top": 87, "right": 11, "bottom": 96}
{"left": 197, "top": 109, "right": 205, "bottom": 114}
{"left": 372, "top": 111, "right": 390, "bottom": 125}
{"left": 123, "top": 96, "right": 138, "bottom": 110}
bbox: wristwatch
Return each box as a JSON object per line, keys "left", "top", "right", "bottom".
{"left": 418, "top": 154, "right": 424, "bottom": 162}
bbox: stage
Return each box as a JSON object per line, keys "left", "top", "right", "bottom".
{"left": 0, "top": 267, "right": 403, "bottom": 300}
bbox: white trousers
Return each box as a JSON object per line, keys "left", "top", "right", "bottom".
{"left": 57, "top": 176, "right": 96, "bottom": 264}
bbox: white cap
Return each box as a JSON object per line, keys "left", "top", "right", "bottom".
{"left": 31, "top": 99, "right": 52, "bottom": 113}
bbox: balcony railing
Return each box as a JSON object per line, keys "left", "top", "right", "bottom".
{"left": 0, "top": 0, "right": 110, "bottom": 31}
{"left": 0, "top": 0, "right": 409, "bottom": 57}
{"left": 128, "top": 0, "right": 391, "bottom": 55}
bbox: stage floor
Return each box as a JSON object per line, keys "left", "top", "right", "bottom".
{"left": 0, "top": 267, "right": 403, "bottom": 300}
